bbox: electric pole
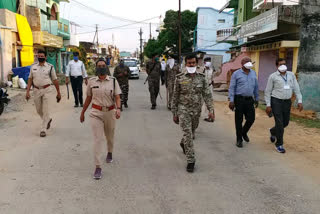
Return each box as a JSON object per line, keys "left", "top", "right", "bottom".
{"left": 139, "top": 28, "right": 144, "bottom": 66}
{"left": 178, "top": 0, "right": 182, "bottom": 64}
{"left": 96, "top": 24, "right": 99, "bottom": 58}
{"left": 149, "top": 23, "right": 152, "bottom": 40}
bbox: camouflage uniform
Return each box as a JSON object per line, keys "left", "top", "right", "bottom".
{"left": 165, "top": 63, "right": 180, "bottom": 108}
{"left": 113, "top": 65, "right": 130, "bottom": 106}
{"left": 171, "top": 70, "right": 214, "bottom": 163}
{"left": 146, "top": 61, "right": 161, "bottom": 106}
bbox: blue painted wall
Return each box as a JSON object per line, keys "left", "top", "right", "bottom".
{"left": 195, "top": 7, "right": 233, "bottom": 63}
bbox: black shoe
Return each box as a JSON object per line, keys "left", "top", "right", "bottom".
{"left": 151, "top": 105, "right": 156, "bottom": 110}
{"left": 124, "top": 103, "right": 128, "bottom": 108}
{"left": 80, "top": 104, "right": 83, "bottom": 107}
{"left": 270, "top": 129, "right": 276, "bottom": 143}
{"left": 242, "top": 133, "right": 250, "bottom": 142}
{"left": 74, "top": 104, "right": 79, "bottom": 108}
{"left": 236, "top": 139, "right": 243, "bottom": 148}
{"left": 204, "top": 118, "right": 214, "bottom": 122}
{"left": 186, "top": 162, "right": 195, "bottom": 173}
{"left": 180, "top": 142, "right": 186, "bottom": 154}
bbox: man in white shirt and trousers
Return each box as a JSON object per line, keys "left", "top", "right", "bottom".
{"left": 265, "top": 58, "right": 303, "bottom": 153}
{"left": 65, "top": 52, "right": 88, "bottom": 107}
{"left": 202, "top": 57, "right": 215, "bottom": 122}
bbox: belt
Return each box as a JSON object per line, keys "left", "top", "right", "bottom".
{"left": 34, "top": 84, "right": 50, "bottom": 89}
{"left": 92, "top": 103, "right": 115, "bottom": 112}
{"left": 235, "top": 95, "right": 253, "bottom": 100}
{"left": 271, "top": 97, "right": 291, "bottom": 102}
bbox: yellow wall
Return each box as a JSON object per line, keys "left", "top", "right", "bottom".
{"left": 292, "top": 47, "right": 299, "bottom": 74}
{"left": 249, "top": 51, "right": 260, "bottom": 76}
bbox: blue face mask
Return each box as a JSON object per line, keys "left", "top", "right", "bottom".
{"left": 74, "top": 56, "right": 79, "bottom": 61}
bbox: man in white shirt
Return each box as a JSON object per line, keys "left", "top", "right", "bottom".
{"left": 203, "top": 57, "right": 215, "bottom": 122}
{"left": 160, "top": 59, "right": 166, "bottom": 85}
{"left": 65, "top": 52, "right": 88, "bottom": 107}
{"left": 264, "top": 58, "right": 303, "bottom": 153}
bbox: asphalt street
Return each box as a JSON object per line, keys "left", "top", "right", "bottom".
{"left": 0, "top": 72, "right": 320, "bottom": 214}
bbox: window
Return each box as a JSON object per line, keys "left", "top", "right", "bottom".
{"left": 218, "top": 19, "right": 225, "bottom": 23}
{"left": 199, "top": 15, "right": 207, "bottom": 25}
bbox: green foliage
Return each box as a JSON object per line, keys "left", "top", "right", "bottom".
{"left": 144, "top": 39, "right": 164, "bottom": 59}
{"left": 144, "top": 10, "right": 197, "bottom": 58}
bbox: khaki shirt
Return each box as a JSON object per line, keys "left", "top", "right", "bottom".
{"left": 29, "top": 62, "right": 57, "bottom": 87}
{"left": 87, "top": 76, "right": 122, "bottom": 107}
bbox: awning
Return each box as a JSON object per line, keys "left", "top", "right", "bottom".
{"left": 16, "top": 14, "right": 34, "bottom": 67}
{"left": 219, "top": 0, "right": 230, "bottom": 13}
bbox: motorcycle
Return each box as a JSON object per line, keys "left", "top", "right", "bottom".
{"left": 0, "top": 88, "right": 10, "bottom": 116}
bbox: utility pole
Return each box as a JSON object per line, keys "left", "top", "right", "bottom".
{"left": 139, "top": 28, "right": 144, "bottom": 66}
{"left": 149, "top": 23, "right": 152, "bottom": 40}
{"left": 178, "top": 0, "right": 182, "bottom": 64}
{"left": 96, "top": 24, "right": 99, "bottom": 58}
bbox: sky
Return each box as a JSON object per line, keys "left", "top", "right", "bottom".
{"left": 60, "top": 0, "right": 228, "bottom": 53}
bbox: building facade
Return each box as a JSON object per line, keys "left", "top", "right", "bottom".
{"left": 216, "top": 1, "right": 301, "bottom": 91}
{"left": 195, "top": 7, "right": 234, "bottom": 63}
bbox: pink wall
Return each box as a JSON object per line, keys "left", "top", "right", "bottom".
{"left": 214, "top": 52, "right": 250, "bottom": 83}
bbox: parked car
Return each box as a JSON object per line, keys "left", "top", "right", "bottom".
{"left": 124, "top": 60, "right": 140, "bottom": 79}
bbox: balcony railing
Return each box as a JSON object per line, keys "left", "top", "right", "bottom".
{"left": 216, "top": 28, "right": 237, "bottom": 42}
{"left": 253, "top": 0, "right": 299, "bottom": 11}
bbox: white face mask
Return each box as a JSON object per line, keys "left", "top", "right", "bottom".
{"left": 186, "top": 66, "right": 197, "bottom": 74}
{"left": 168, "top": 59, "right": 175, "bottom": 69}
{"left": 244, "top": 62, "right": 253, "bottom": 69}
{"left": 278, "top": 65, "right": 287, "bottom": 73}
{"left": 205, "top": 62, "right": 211, "bottom": 67}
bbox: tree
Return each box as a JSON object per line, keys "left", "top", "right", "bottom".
{"left": 144, "top": 10, "right": 197, "bottom": 58}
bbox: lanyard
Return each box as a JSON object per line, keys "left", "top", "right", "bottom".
{"left": 280, "top": 74, "right": 287, "bottom": 83}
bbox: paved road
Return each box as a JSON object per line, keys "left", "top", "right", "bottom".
{"left": 1, "top": 72, "right": 320, "bottom": 214}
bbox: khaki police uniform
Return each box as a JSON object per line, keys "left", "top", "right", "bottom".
{"left": 29, "top": 62, "right": 57, "bottom": 133}
{"left": 86, "top": 76, "right": 122, "bottom": 166}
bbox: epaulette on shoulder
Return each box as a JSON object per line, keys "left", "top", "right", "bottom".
{"left": 109, "top": 76, "right": 115, "bottom": 79}
{"left": 89, "top": 77, "right": 97, "bottom": 81}
{"left": 47, "top": 62, "right": 54, "bottom": 67}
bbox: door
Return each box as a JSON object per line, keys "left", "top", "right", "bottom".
{"left": 258, "top": 50, "right": 278, "bottom": 91}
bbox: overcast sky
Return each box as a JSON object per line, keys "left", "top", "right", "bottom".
{"left": 60, "top": 0, "right": 228, "bottom": 52}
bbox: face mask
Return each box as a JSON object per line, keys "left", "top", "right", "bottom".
{"left": 278, "top": 65, "right": 287, "bottom": 73}
{"left": 38, "top": 57, "right": 45, "bottom": 63}
{"left": 205, "top": 62, "right": 211, "bottom": 67}
{"left": 96, "top": 67, "right": 108, "bottom": 76}
{"left": 155, "top": 57, "right": 159, "bottom": 62}
{"left": 244, "top": 62, "right": 253, "bottom": 69}
{"left": 186, "top": 66, "right": 197, "bottom": 74}
{"left": 168, "top": 59, "right": 175, "bottom": 68}
{"left": 73, "top": 56, "right": 79, "bottom": 61}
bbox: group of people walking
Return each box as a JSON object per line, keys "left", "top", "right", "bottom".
{"left": 228, "top": 56, "right": 303, "bottom": 153}
{"left": 25, "top": 50, "right": 303, "bottom": 179}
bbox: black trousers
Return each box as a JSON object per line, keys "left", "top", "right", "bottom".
{"left": 70, "top": 76, "right": 83, "bottom": 105}
{"left": 234, "top": 96, "right": 255, "bottom": 141}
{"left": 270, "top": 97, "right": 291, "bottom": 147}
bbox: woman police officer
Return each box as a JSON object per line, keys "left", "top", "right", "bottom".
{"left": 80, "top": 58, "right": 122, "bottom": 180}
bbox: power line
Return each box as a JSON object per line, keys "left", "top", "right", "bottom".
{"left": 76, "top": 17, "right": 159, "bottom": 35}
{"left": 71, "top": 0, "right": 159, "bottom": 24}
